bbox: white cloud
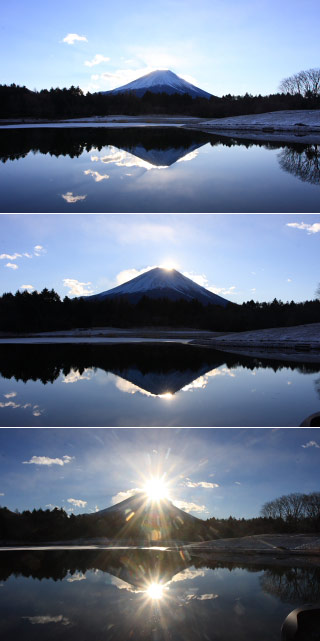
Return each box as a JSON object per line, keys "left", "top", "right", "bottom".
{"left": 0, "top": 493, "right": 4, "bottom": 496}
{"left": 62, "top": 33, "right": 88, "bottom": 45}
{"left": 0, "top": 253, "right": 21, "bottom": 260}
{"left": 23, "top": 455, "right": 74, "bottom": 466}
{"left": 115, "top": 266, "right": 156, "bottom": 286}
{"left": 184, "top": 480, "right": 219, "bottom": 489}
{"left": 84, "top": 54, "right": 110, "bottom": 67}
{"left": 34, "top": 245, "right": 46, "bottom": 256}
{"left": 24, "top": 252, "right": 33, "bottom": 258}
{"left": 84, "top": 169, "right": 110, "bottom": 182}
{"left": 187, "top": 593, "right": 219, "bottom": 601}
{"left": 173, "top": 499, "right": 209, "bottom": 514}
{"left": 182, "top": 271, "right": 236, "bottom": 297}
{"left": 287, "top": 222, "right": 320, "bottom": 234}
{"left": 62, "top": 368, "right": 93, "bottom": 384}
{"left": 67, "top": 572, "right": 86, "bottom": 582}
{"left": 170, "top": 568, "right": 206, "bottom": 583}
{"left": 235, "top": 481, "right": 241, "bottom": 485}
{"left": 5, "top": 263, "right": 18, "bottom": 270}
{"left": 115, "top": 377, "right": 152, "bottom": 397}
{"left": 23, "top": 615, "right": 70, "bottom": 625}
{"left": 287, "top": 278, "right": 292, "bottom": 282}
{"left": 301, "top": 440, "right": 320, "bottom": 449}
{"left": 0, "top": 401, "right": 20, "bottom": 408}
{"left": 177, "top": 150, "right": 199, "bottom": 163}
{"left": 63, "top": 278, "right": 94, "bottom": 297}
{"left": 62, "top": 192, "right": 87, "bottom": 203}
{"left": 67, "top": 498, "right": 87, "bottom": 508}
{"left": 112, "top": 488, "right": 141, "bottom": 504}
{"left": 4, "top": 392, "right": 17, "bottom": 398}
{"left": 20, "top": 285, "right": 34, "bottom": 291}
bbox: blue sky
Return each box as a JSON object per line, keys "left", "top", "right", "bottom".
{"left": 0, "top": 428, "right": 319, "bottom": 518}
{"left": 0, "top": 214, "right": 319, "bottom": 304}
{"left": 2, "top": 0, "right": 320, "bottom": 96}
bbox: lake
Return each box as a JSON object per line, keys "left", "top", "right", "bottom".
{"left": 0, "top": 546, "right": 318, "bottom": 641}
{"left": 0, "top": 126, "right": 320, "bottom": 212}
{"left": 0, "top": 342, "right": 319, "bottom": 426}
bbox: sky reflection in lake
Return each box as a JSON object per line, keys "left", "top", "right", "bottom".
{"left": 1, "top": 127, "right": 320, "bottom": 212}
{"left": 0, "top": 343, "right": 319, "bottom": 426}
{"left": 0, "top": 548, "right": 318, "bottom": 641}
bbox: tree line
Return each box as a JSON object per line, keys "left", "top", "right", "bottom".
{"left": 0, "top": 288, "right": 319, "bottom": 333}
{"left": 1, "top": 491, "right": 318, "bottom": 544}
{"left": 1, "top": 82, "right": 320, "bottom": 120}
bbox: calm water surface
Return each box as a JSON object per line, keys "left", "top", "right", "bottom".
{"left": 0, "top": 547, "right": 318, "bottom": 641}
{"left": 0, "top": 343, "right": 319, "bottom": 426}
{"left": 0, "top": 126, "right": 320, "bottom": 212}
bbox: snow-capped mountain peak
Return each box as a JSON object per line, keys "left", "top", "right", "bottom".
{"left": 87, "top": 267, "right": 230, "bottom": 306}
{"left": 103, "top": 69, "right": 212, "bottom": 99}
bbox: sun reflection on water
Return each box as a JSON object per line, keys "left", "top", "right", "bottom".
{"left": 146, "top": 582, "right": 164, "bottom": 600}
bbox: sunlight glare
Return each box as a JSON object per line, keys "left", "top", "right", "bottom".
{"left": 146, "top": 582, "right": 164, "bottom": 600}
{"left": 144, "top": 477, "right": 169, "bottom": 501}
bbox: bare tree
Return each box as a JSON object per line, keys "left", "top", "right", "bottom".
{"left": 279, "top": 67, "right": 320, "bottom": 97}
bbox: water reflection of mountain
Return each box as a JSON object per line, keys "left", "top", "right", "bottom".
{"left": 0, "top": 343, "right": 319, "bottom": 393}
{"left": 1, "top": 548, "right": 319, "bottom": 607}
{"left": 0, "top": 127, "right": 210, "bottom": 167}
{"left": 2, "top": 127, "right": 320, "bottom": 182}
{"left": 0, "top": 548, "right": 188, "bottom": 585}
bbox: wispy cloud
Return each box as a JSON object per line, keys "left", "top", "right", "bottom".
{"left": 23, "top": 455, "right": 74, "bottom": 466}
{"left": 63, "top": 278, "right": 94, "bottom": 297}
{"left": 173, "top": 499, "right": 209, "bottom": 514}
{"left": 67, "top": 498, "right": 87, "bottom": 508}
{"left": 62, "top": 33, "right": 88, "bottom": 45}
{"left": 287, "top": 222, "right": 320, "bottom": 234}
{"left": 20, "top": 285, "right": 34, "bottom": 291}
{"left": 84, "top": 169, "right": 110, "bottom": 182}
{"left": 184, "top": 479, "right": 219, "bottom": 488}
{"left": 5, "top": 263, "right": 18, "bottom": 270}
{"left": 0, "top": 253, "right": 22, "bottom": 260}
{"left": 0, "top": 493, "right": 4, "bottom": 496}
{"left": 4, "top": 392, "right": 17, "bottom": 398}
{"left": 301, "top": 440, "right": 320, "bottom": 449}
{"left": 34, "top": 245, "right": 46, "bottom": 256}
{"left": 84, "top": 54, "right": 110, "bottom": 67}
{"left": 62, "top": 192, "right": 86, "bottom": 203}
{"left": 23, "top": 615, "right": 71, "bottom": 625}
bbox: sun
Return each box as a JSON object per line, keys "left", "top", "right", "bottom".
{"left": 159, "top": 259, "right": 178, "bottom": 271}
{"left": 146, "top": 582, "right": 164, "bottom": 600}
{"left": 144, "top": 477, "right": 169, "bottom": 501}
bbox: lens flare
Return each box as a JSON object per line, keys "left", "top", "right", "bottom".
{"left": 144, "top": 477, "right": 169, "bottom": 501}
{"left": 146, "top": 582, "right": 164, "bottom": 600}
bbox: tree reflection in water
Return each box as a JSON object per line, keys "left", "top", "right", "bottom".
{"left": 278, "top": 144, "right": 320, "bottom": 185}
{"left": 1, "top": 548, "right": 320, "bottom": 641}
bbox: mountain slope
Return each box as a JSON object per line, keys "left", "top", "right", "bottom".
{"left": 94, "top": 492, "right": 201, "bottom": 521}
{"left": 104, "top": 69, "right": 212, "bottom": 99}
{"left": 87, "top": 267, "right": 230, "bottom": 307}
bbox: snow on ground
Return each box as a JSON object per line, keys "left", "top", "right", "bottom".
{"left": 0, "top": 116, "right": 200, "bottom": 129}
{"left": 186, "top": 534, "right": 320, "bottom": 551}
{"left": 209, "top": 323, "right": 320, "bottom": 349}
{"left": 0, "top": 337, "right": 191, "bottom": 345}
{"left": 192, "top": 109, "right": 320, "bottom": 132}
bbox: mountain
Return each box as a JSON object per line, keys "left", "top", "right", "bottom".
{"left": 104, "top": 69, "right": 212, "bottom": 99}
{"left": 88, "top": 491, "right": 204, "bottom": 542}
{"left": 87, "top": 267, "right": 230, "bottom": 307}
{"left": 94, "top": 491, "right": 201, "bottom": 522}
